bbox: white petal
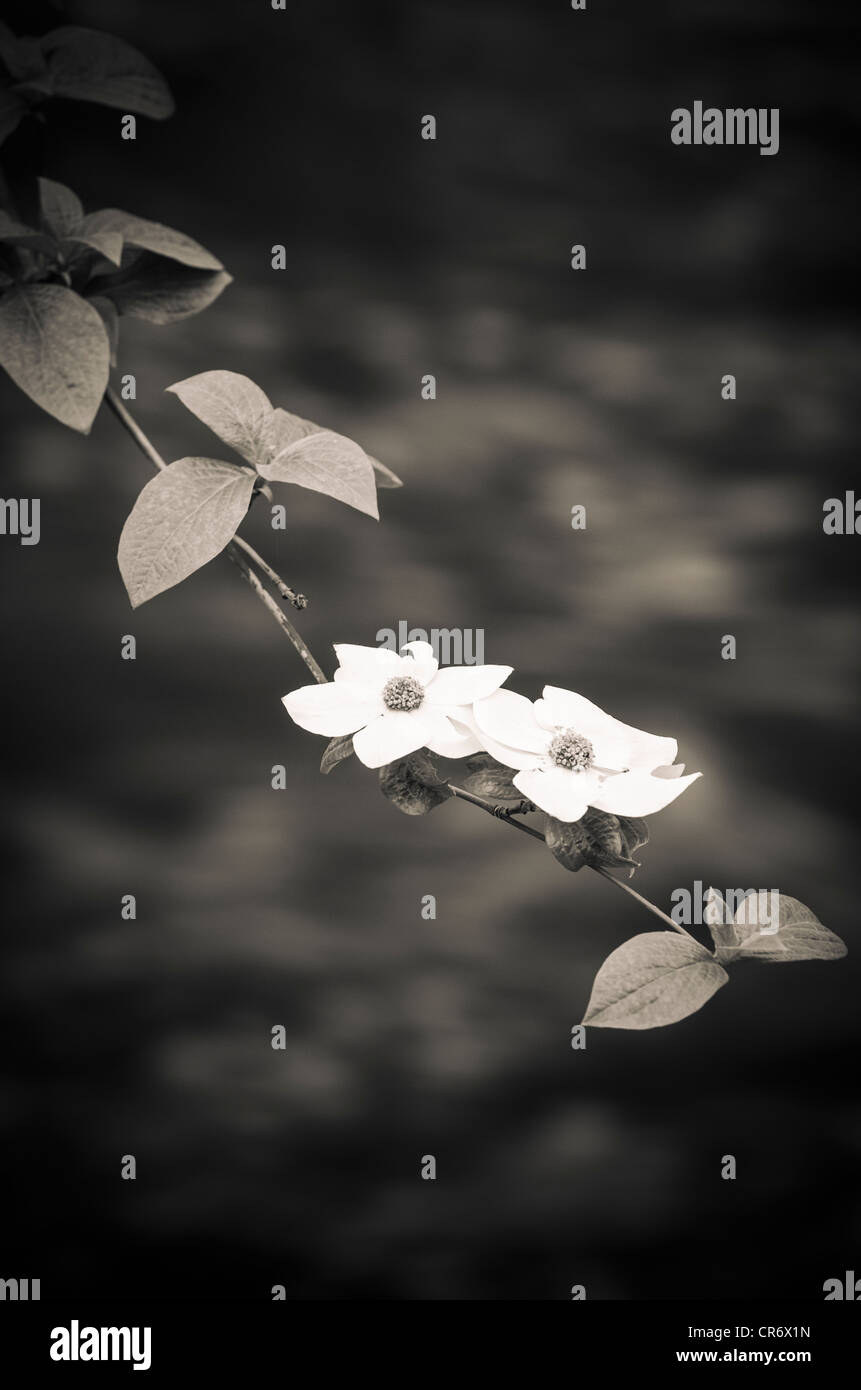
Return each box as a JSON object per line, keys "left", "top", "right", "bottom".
{"left": 425, "top": 710, "right": 483, "bottom": 759}
{"left": 513, "top": 766, "right": 596, "bottom": 822}
{"left": 399, "top": 640, "right": 438, "bottom": 686}
{"left": 282, "top": 681, "right": 380, "bottom": 736}
{"left": 425, "top": 663, "right": 512, "bottom": 707}
{"left": 352, "top": 710, "right": 430, "bottom": 769}
{"left": 590, "top": 769, "right": 702, "bottom": 817}
{"left": 473, "top": 689, "right": 549, "bottom": 757}
{"left": 536, "top": 686, "right": 677, "bottom": 772}
{"left": 333, "top": 643, "right": 402, "bottom": 686}
{"left": 653, "top": 762, "right": 685, "bottom": 778}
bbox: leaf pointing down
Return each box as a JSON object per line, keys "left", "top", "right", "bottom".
{"left": 259, "top": 407, "right": 379, "bottom": 518}
{"left": 582, "top": 932, "right": 729, "bottom": 1030}
{"left": 379, "top": 751, "right": 452, "bottom": 815}
{"left": 321, "top": 734, "right": 355, "bottom": 774}
{"left": 545, "top": 809, "right": 638, "bottom": 874}
{"left": 95, "top": 256, "right": 232, "bottom": 324}
{"left": 167, "top": 370, "right": 274, "bottom": 467}
{"left": 0, "top": 284, "right": 109, "bottom": 432}
{"left": 461, "top": 752, "right": 522, "bottom": 801}
{"left": 118, "top": 457, "right": 255, "bottom": 607}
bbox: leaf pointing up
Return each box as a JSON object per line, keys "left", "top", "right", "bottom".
{"left": 167, "top": 370, "right": 274, "bottom": 467}
{"left": 38, "top": 177, "right": 83, "bottom": 239}
{"left": 118, "top": 457, "right": 255, "bottom": 607}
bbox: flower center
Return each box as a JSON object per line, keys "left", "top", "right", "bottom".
{"left": 382, "top": 674, "right": 425, "bottom": 712}
{"left": 548, "top": 728, "right": 595, "bottom": 772}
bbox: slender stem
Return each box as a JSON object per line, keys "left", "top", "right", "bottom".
{"left": 447, "top": 784, "right": 546, "bottom": 840}
{"left": 231, "top": 535, "right": 307, "bottom": 609}
{"left": 105, "top": 387, "right": 166, "bottom": 471}
{"left": 448, "top": 782, "right": 697, "bottom": 938}
{"left": 105, "top": 386, "right": 322, "bottom": 679}
{"left": 591, "top": 865, "right": 696, "bottom": 938}
{"left": 227, "top": 547, "right": 326, "bottom": 682}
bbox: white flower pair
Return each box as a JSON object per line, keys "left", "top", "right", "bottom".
{"left": 282, "top": 641, "right": 700, "bottom": 823}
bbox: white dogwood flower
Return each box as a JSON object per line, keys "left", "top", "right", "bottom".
{"left": 283, "top": 641, "right": 513, "bottom": 769}
{"left": 472, "top": 685, "right": 701, "bottom": 822}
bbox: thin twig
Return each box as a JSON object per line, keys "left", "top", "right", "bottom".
{"left": 447, "top": 784, "right": 546, "bottom": 840}
{"left": 227, "top": 547, "right": 327, "bottom": 682}
{"left": 231, "top": 535, "right": 307, "bottom": 609}
{"left": 590, "top": 865, "right": 695, "bottom": 938}
{"left": 105, "top": 387, "right": 167, "bottom": 471}
{"left": 448, "top": 781, "right": 697, "bottom": 938}
{"left": 105, "top": 385, "right": 321, "bottom": 678}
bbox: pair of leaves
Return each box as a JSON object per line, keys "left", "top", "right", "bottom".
{"left": 703, "top": 889, "right": 847, "bottom": 965}
{"left": 167, "top": 370, "right": 396, "bottom": 517}
{"left": 379, "top": 750, "right": 453, "bottom": 816}
{"left": 0, "top": 23, "right": 174, "bottom": 145}
{"left": 545, "top": 808, "right": 648, "bottom": 875}
{"left": 118, "top": 371, "right": 401, "bottom": 607}
{"left": 0, "top": 179, "right": 229, "bottom": 432}
{"left": 582, "top": 894, "right": 847, "bottom": 1031}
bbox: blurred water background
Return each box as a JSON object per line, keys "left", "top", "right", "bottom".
{"left": 0, "top": 0, "right": 859, "bottom": 1299}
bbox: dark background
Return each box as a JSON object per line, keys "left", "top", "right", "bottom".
{"left": 1, "top": 0, "right": 859, "bottom": 1300}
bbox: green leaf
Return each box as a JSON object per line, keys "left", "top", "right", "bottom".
{"left": 0, "top": 283, "right": 109, "bottom": 431}
{"left": 167, "top": 370, "right": 274, "bottom": 467}
{"left": 118, "top": 457, "right": 256, "bottom": 608}
{"left": 461, "top": 752, "right": 522, "bottom": 801}
{"left": 82, "top": 209, "right": 222, "bottom": 270}
{"left": 379, "top": 751, "right": 452, "bottom": 816}
{"left": 545, "top": 808, "right": 638, "bottom": 874}
{"left": 39, "top": 26, "right": 175, "bottom": 119}
{"left": 709, "top": 893, "right": 847, "bottom": 965}
{"left": 38, "top": 177, "right": 82, "bottom": 239}
{"left": 582, "top": 932, "right": 729, "bottom": 1030}
{"left": 93, "top": 254, "right": 232, "bottom": 324}
{"left": 260, "top": 409, "right": 378, "bottom": 519}
{"left": 320, "top": 734, "right": 354, "bottom": 774}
